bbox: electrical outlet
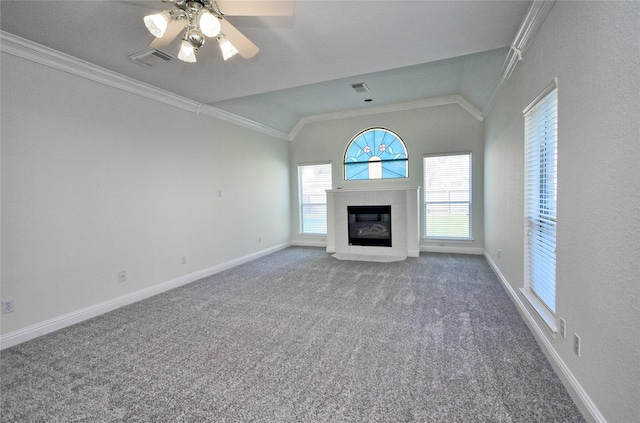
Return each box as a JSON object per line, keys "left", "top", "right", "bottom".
{"left": 560, "top": 318, "right": 567, "bottom": 338}
{"left": 498, "top": 248, "right": 501, "bottom": 258}
{"left": 2, "top": 299, "right": 14, "bottom": 314}
{"left": 574, "top": 334, "right": 581, "bottom": 357}
{"left": 258, "top": 236, "right": 262, "bottom": 244}
{"left": 182, "top": 256, "right": 187, "bottom": 265}
{"left": 118, "top": 271, "right": 127, "bottom": 283}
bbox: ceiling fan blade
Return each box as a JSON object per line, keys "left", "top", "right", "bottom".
{"left": 148, "top": 19, "right": 186, "bottom": 49}
{"left": 216, "top": 1, "right": 294, "bottom": 16}
{"left": 220, "top": 19, "right": 259, "bottom": 59}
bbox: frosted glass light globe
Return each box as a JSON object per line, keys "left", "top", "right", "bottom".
{"left": 217, "top": 34, "right": 238, "bottom": 60}
{"left": 199, "top": 11, "right": 221, "bottom": 37}
{"left": 143, "top": 11, "right": 170, "bottom": 38}
{"left": 178, "top": 40, "right": 197, "bottom": 63}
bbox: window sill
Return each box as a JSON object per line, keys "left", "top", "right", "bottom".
{"left": 520, "top": 288, "right": 557, "bottom": 336}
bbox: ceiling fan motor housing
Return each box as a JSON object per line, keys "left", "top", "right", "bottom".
{"left": 187, "top": 28, "right": 206, "bottom": 49}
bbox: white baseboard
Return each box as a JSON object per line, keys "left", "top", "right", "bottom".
{"left": 483, "top": 252, "right": 606, "bottom": 423}
{"left": 0, "top": 242, "right": 291, "bottom": 350}
{"left": 420, "top": 245, "right": 484, "bottom": 255}
{"left": 291, "top": 239, "right": 326, "bottom": 248}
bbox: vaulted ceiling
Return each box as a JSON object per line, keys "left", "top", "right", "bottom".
{"left": 0, "top": 1, "right": 532, "bottom": 136}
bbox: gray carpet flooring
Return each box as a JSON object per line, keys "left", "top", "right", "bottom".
{"left": 1, "top": 247, "right": 585, "bottom": 422}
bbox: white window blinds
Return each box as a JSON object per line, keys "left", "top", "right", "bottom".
{"left": 524, "top": 83, "right": 558, "bottom": 313}
{"left": 298, "top": 163, "right": 332, "bottom": 234}
{"left": 423, "top": 153, "right": 471, "bottom": 239}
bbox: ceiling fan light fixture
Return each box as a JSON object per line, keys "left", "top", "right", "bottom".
{"left": 142, "top": 0, "right": 267, "bottom": 62}
{"left": 178, "top": 39, "right": 197, "bottom": 62}
{"left": 143, "top": 11, "right": 171, "bottom": 38}
{"left": 218, "top": 34, "right": 239, "bottom": 60}
{"left": 199, "top": 10, "right": 221, "bottom": 37}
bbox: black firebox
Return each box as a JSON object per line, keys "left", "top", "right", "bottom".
{"left": 347, "top": 205, "right": 392, "bottom": 247}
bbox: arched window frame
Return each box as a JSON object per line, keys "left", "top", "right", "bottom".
{"left": 343, "top": 128, "right": 409, "bottom": 180}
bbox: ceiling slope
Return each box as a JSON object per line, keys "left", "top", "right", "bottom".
{"left": 0, "top": 1, "right": 532, "bottom": 134}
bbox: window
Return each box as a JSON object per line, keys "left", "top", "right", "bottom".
{"left": 344, "top": 128, "right": 408, "bottom": 180}
{"left": 423, "top": 153, "right": 471, "bottom": 239}
{"left": 524, "top": 82, "right": 558, "bottom": 315}
{"left": 298, "top": 163, "right": 332, "bottom": 234}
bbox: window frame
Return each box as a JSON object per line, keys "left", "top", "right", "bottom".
{"left": 522, "top": 79, "right": 558, "bottom": 334}
{"left": 298, "top": 162, "right": 332, "bottom": 235}
{"left": 423, "top": 152, "right": 472, "bottom": 240}
{"left": 343, "top": 127, "right": 408, "bottom": 181}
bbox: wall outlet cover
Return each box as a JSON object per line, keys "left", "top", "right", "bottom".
{"left": 2, "top": 299, "right": 15, "bottom": 314}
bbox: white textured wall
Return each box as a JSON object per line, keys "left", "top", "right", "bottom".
{"left": 290, "top": 104, "right": 485, "bottom": 254}
{"left": 1, "top": 53, "right": 291, "bottom": 335}
{"left": 484, "top": 2, "right": 640, "bottom": 422}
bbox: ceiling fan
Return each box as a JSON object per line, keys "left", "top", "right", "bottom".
{"left": 143, "top": 0, "right": 293, "bottom": 63}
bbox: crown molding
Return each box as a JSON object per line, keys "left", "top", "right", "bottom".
{"left": 481, "top": 0, "right": 556, "bottom": 118}
{"left": 196, "top": 104, "right": 290, "bottom": 140}
{"left": 1, "top": 31, "right": 486, "bottom": 143}
{"left": 0, "top": 31, "right": 200, "bottom": 114}
{"left": 288, "top": 94, "right": 483, "bottom": 141}
{"left": 0, "top": 31, "right": 290, "bottom": 141}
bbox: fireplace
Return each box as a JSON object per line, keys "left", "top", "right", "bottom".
{"left": 348, "top": 205, "right": 392, "bottom": 247}
{"left": 326, "top": 187, "right": 420, "bottom": 260}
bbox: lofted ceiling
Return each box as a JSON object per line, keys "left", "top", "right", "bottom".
{"left": 0, "top": 1, "right": 532, "bottom": 135}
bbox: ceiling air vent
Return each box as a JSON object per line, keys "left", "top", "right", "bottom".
{"left": 128, "top": 48, "right": 174, "bottom": 67}
{"left": 351, "top": 82, "right": 369, "bottom": 93}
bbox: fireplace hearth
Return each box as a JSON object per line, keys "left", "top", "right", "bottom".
{"left": 348, "top": 205, "right": 392, "bottom": 247}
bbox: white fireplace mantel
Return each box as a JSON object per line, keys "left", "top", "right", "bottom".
{"left": 326, "top": 187, "right": 420, "bottom": 260}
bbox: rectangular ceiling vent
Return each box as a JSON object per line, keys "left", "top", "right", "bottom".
{"left": 351, "top": 82, "right": 369, "bottom": 93}
{"left": 128, "top": 48, "right": 174, "bottom": 67}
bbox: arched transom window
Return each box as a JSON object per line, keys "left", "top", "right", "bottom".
{"left": 344, "top": 128, "right": 408, "bottom": 180}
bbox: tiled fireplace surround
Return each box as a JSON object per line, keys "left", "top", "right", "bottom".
{"left": 326, "top": 187, "right": 420, "bottom": 260}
